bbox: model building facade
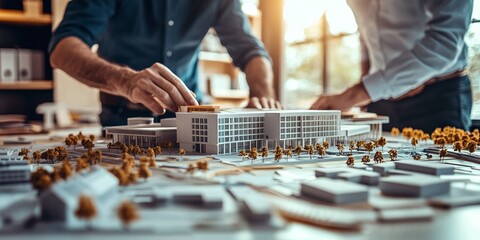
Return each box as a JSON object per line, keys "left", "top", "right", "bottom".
{"left": 176, "top": 110, "right": 344, "bottom": 155}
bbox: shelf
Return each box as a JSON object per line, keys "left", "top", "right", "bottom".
{"left": 0, "top": 81, "right": 53, "bottom": 90}
{"left": 0, "top": 9, "right": 51, "bottom": 26}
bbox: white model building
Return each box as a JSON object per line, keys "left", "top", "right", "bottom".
{"left": 0, "top": 162, "right": 31, "bottom": 184}
{"left": 176, "top": 109, "right": 345, "bottom": 155}
{"left": 40, "top": 167, "right": 119, "bottom": 223}
{"left": 105, "top": 118, "right": 177, "bottom": 148}
{"left": 105, "top": 108, "right": 388, "bottom": 155}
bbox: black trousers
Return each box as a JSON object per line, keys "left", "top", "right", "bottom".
{"left": 100, "top": 105, "right": 176, "bottom": 127}
{"left": 367, "top": 75, "right": 472, "bottom": 133}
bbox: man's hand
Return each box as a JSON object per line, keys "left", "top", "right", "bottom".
{"left": 119, "top": 63, "right": 198, "bottom": 114}
{"left": 310, "top": 83, "right": 371, "bottom": 111}
{"left": 247, "top": 97, "right": 282, "bottom": 109}
{"left": 244, "top": 56, "right": 282, "bottom": 109}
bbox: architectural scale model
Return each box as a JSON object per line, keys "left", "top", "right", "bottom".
{"left": 105, "top": 106, "right": 388, "bottom": 155}
{"left": 41, "top": 167, "right": 119, "bottom": 222}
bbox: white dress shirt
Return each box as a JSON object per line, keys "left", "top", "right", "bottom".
{"left": 347, "top": 0, "right": 473, "bottom": 102}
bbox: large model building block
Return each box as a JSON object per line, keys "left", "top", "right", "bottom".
{"left": 394, "top": 160, "right": 455, "bottom": 176}
{"left": 379, "top": 175, "right": 450, "bottom": 198}
{"left": 0, "top": 163, "right": 31, "bottom": 184}
{"left": 40, "top": 167, "right": 119, "bottom": 222}
{"left": 177, "top": 109, "right": 344, "bottom": 155}
{"left": 301, "top": 178, "right": 369, "bottom": 204}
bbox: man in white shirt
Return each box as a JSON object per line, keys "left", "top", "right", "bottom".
{"left": 310, "top": 0, "right": 474, "bottom": 133}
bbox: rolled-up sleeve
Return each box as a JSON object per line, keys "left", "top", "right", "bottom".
{"left": 213, "top": 0, "right": 271, "bottom": 71}
{"left": 362, "top": 0, "right": 473, "bottom": 102}
{"left": 48, "top": 0, "right": 116, "bottom": 54}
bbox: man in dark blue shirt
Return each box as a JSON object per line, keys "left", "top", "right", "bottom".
{"left": 49, "top": 0, "right": 279, "bottom": 126}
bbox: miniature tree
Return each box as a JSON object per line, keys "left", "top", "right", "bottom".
{"left": 109, "top": 167, "right": 129, "bottom": 186}
{"left": 336, "top": 143, "right": 344, "bottom": 155}
{"left": 361, "top": 155, "right": 370, "bottom": 164}
{"left": 439, "top": 148, "right": 448, "bottom": 161}
{"left": 411, "top": 137, "right": 419, "bottom": 150}
{"left": 30, "top": 168, "right": 52, "bottom": 191}
{"left": 274, "top": 150, "right": 283, "bottom": 162}
{"left": 59, "top": 160, "right": 73, "bottom": 180}
{"left": 121, "top": 159, "right": 133, "bottom": 173}
{"left": 349, "top": 141, "right": 355, "bottom": 154}
{"left": 453, "top": 141, "right": 463, "bottom": 153}
{"left": 377, "top": 137, "right": 387, "bottom": 151}
{"left": 317, "top": 145, "right": 326, "bottom": 159}
{"left": 186, "top": 163, "right": 195, "bottom": 174}
{"left": 76, "top": 157, "right": 89, "bottom": 172}
{"left": 388, "top": 149, "right": 398, "bottom": 161}
{"left": 107, "top": 142, "right": 113, "bottom": 152}
{"left": 128, "top": 172, "right": 139, "bottom": 184}
{"left": 285, "top": 149, "right": 293, "bottom": 162}
{"left": 50, "top": 167, "right": 62, "bottom": 183}
{"left": 356, "top": 140, "right": 365, "bottom": 151}
{"left": 138, "top": 163, "right": 151, "bottom": 181}
{"left": 467, "top": 140, "right": 477, "bottom": 154}
{"left": 89, "top": 134, "right": 96, "bottom": 142}
{"left": 421, "top": 133, "right": 430, "bottom": 142}
{"left": 71, "top": 135, "right": 79, "bottom": 149}
{"left": 248, "top": 147, "right": 258, "bottom": 165}
{"left": 391, "top": 127, "right": 400, "bottom": 137}
{"left": 413, "top": 153, "right": 421, "bottom": 160}
{"left": 132, "top": 144, "right": 142, "bottom": 157}
{"left": 435, "top": 137, "right": 447, "bottom": 149}
{"left": 167, "top": 142, "right": 174, "bottom": 156}
{"left": 364, "top": 142, "right": 374, "bottom": 155}
{"left": 373, "top": 151, "right": 384, "bottom": 164}
{"left": 239, "top": 149, "right": 247, "bottom": 161}
{"left": 196, "top": 160, "right": 209, "bottom": 171}
{"left": 322, "top": 141, "right": 330, "bottom": 150}
{"left": 55, "top": 146, "right": 69, "bottom": 162}
{"left": 148, "top": 157, "right": 156, "bottom": 168}
{"left": 346, "top": 155, "right": 354, "bottom": 166}
{"left": 154, "top": 145, "right": 162, "bottom": 157}
{"left": 117, "top": 201, "right": 139, "bottom": 231}
{"left": 295, "top": 145, "right": 302, "bottom": 158}
{"left": 93, "top": 150, "right": 102, "bottom": 164}
{"left": 75, "top": 195, "right": 97, "bottom": 229}
{"left": 77, "top": 131, "right": 85, "bottom": 141}
{"left": 402, "top": 127, "right": 414, "bottom": 140}
{"left": 146, "top": 148, "right": 155, "bottom": 157}
{"left": 139, "top": 156, "right": 149, "bottom": 165}
{"left": 307, "top": 145, "right": 314, "bottom": 159}
{"left": 19, "top": 148, "right": 30, "bottom": 157}
{"left": 32, "top": 151, "right": 41, "bottom": 165}
{"left": 261, "top": 147, "right": 269, "bottom": 163}
{"left": 178, "top": 148, "right": 186, "bottom": 160}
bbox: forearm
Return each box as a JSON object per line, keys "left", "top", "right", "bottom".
{"left": 244, "top": 56, "right": 275, "bottom": 98}
{"left": 50, "top": 36, "right": 135, "bottom": 97}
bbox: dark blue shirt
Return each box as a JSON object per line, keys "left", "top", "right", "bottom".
{"left": 49, "top": 0, "right": 270, "bottom": 106}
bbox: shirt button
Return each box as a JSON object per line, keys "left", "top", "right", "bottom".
{"left": 168, "top": 20, "right": 175, "bottom": 26}
{"left": 166, "top": 51, "right": 172, "bottom": 57}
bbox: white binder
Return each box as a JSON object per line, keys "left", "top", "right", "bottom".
{"left": 0, "top": 48, "right": 18, "bottom": 83}
{"left": 18, "top": 49, "right": 32, "bottom": 81}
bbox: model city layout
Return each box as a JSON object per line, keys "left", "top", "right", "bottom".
{"left": 1, "top": 106, "right": 480, "bottom": 234}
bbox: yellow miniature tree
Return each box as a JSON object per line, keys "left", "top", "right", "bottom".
{"left": 19, "top": 148, "right": 30, "bottom": 157}
{"left": 439, "top": 148, "right": 448, "bottom": 161}
{"left": 346, "top": 155, "right": 354, "bottom": 166}
{"left": 391, "top": 127, "right": 400, "bottom": 137}
{"left": 261, "top": 147, "right": 269, "bottom": 163}
{"left": 421, "top": 133, "right": 430, "bottom": 142}
{"left": 117, "top": 201, "right": 139, "bottom": 231}
{"left": 147, "top": 147, "right": 155, "bottom": 157}
{"left": 364, "top": 142, "right": 374, "bottom": 155}
{"left": 196, "top": 160, "right": 209, "bottom": 171}
{"left": 336, "top": 143, "right": 344, "bottom": 155}
{"left": 59, "top": 160, "right": 73, "bottom": 180}
{"left": 154, "top": 145, "right": 162, "bottom": 157}
{"left": 411, "top": 137, "right": 419, "bottom": 149}
{"left": 178, "top": 148, "right": 186, "bottom": 160}
{"left": 32, "top": 151, "right": 41, "bottom": 165}
{"left": 186, "top": 163, "right": 195, "bottom": 174}
{"left": 373, "top": 151, "right": 384, "bottom": 164}
{"left": 388, "top": 149, "right": 398, "bottom": 161}
{"left": 435, "top": 137, "right": 447, "bottom": 148}
{"left": 295, "top": 145, "right": 302, "bottom": 157}
{"left": 239, "top": 149, "right": 247, "bottom": 161}
{"left": 349, "top": 141, "right": 355, "bottom": 154}
{"left": 467, "top": 140, "right": 477, "bottom": 154}
{"left": 109, "top": 167, "right": 129, "bottom": 186}
{"left": 453, "top": 141, "right": 463, "bottom": 153}
{"left": 148, "top": 157, "right": 156, "bottom": 168}
{"left": 322, "top": 141, "right": 330, "bottom": 150}
{"left": 307, "top": 145, "right": 314, "bottom": 159}
{"left": 316, "top": 145, "right": 326, "bottom": 159}
{"left": 76, "top": 157, "right": 89, "bottom": 172}
{"left": 30, "top": 168, "right": 52, "bottom": 191}
{"left": 378, "top": 137, "right": 387, "bottom": 151}
{"left": 138, "top": 163, "right": 151, "bottom": 181}
{"left": 75, "top": 195, "right": 97, "bottom": 229}
{"left": 356, "top": 140, "right": 365, "bottom": 151}
{"left": 285, "top": 149, "right": 293, "bottom": 162}
{"left": 248, "top": 147, "right": 258, "bottom": 164}
{"left": 361, "top": 155, "right": 370, "bottom": 164}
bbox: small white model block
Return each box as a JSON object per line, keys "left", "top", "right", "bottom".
{"left": 379, "top": 175, "right": 450, "bottom": 198}
{"left": 394, "top": 160, "right": 454, "bottom": 176}
{"left": 301, "top": 178, "right": 369, "bottom": 204}
{"left": 128, "top": 117, "right": 154, "bottom": 125}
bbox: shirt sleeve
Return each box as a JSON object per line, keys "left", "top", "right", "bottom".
{"left": 213, "top": 0, "right": 271, "bottom": 71}
{"left": 362, "top": 0, "right": 473, "bottom": 102}
{"left": 48, "top": 0, "right": 116, "bottom": 54}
